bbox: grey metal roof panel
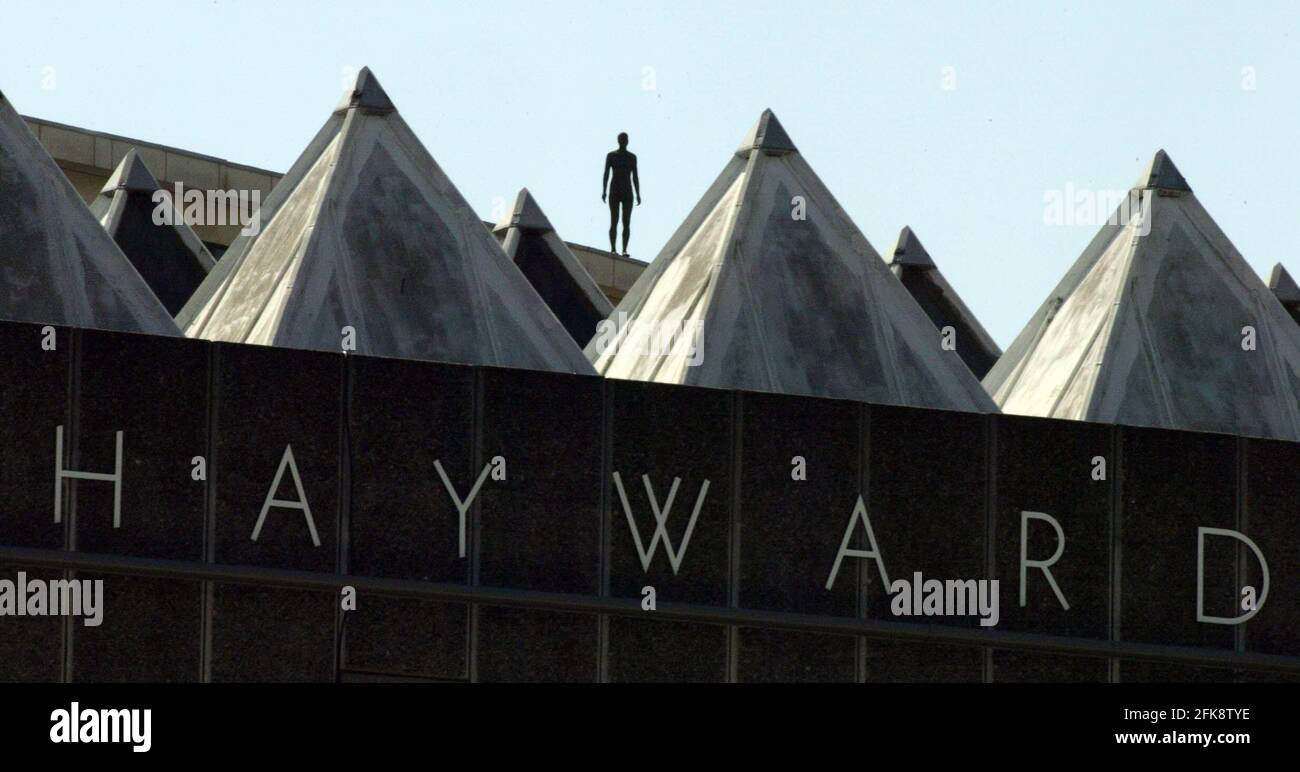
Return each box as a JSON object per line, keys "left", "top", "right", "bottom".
{"left": 589, "top": 110, "right": 997, "bottom": 413}
{"left": 982, "top": 211, "right": 1128, "bottom": 397}
{"left": 989, "top": 152, "right": 1300, "bottom": 441}
{"left": 0, "top": 91, "right": 179, "bottom": 335}
{"left": 175, "top": 109, "right": 346, "bottom": 329}
{"left": 89, "top": 150, "right": 215, "bottom": 316}
{"left": 183, "top": 68, "right": 594, "bottom": 374}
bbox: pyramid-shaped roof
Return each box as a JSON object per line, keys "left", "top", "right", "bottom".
{"left": 0, "top": 90, "right": 179, "bottom": 335}
{"left": 493, "top": 188, "right": 613, "bottom": 347}
{"left": 89, "top": 149, "right": 215, "bottom": 315}
{"left": 1269, "top": 263, "right": 1300, "bottom": 326}
{"left": 884, "top": 227, "right": 1002, "bottom": 380}
{"left": 1136, "top": 149, "right": 1191, "bottom": 193}
{"left": 586, "top": 109, "right": 997, "bottom": 412}
{"left": 986, "top": 151, "right": 1300, "bottom": 441}
{"left": 178, "top": 68, "right": 593, "bottom": 373}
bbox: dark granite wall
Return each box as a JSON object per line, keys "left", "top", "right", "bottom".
{"left": 734, "top": 392, "right": 861, "bottom": 682}
{"left": 0, "top": 321, "right": 70, "bottom": 681}
{"left": 1242, "top": 438, "right": 1300, "bottom": 658}
{"left": 70, "top": 330, "right": 208, "bottom": 681}
{"left": 475, "top": 368, "right": 603, "bottom": 682}
{"left": 207, "top": 343, "right": 341, "bottom": 682}
{"left": 0, "top": 321, "right": 1295, "bottom": 682}
{"left": 1117, "top": 428, "right": 1238, "bottom": 682}
{"left": 343, "top": 355, "right": 474, "bottom": 680}
{"left": 862, "top": 405, "right": 987, "bottom": 681}
{"left": 991, "top": 415, "right": 1111, "bottom": 682}
{"left": 605, "top": 380, "right": 732, "bottom": 682}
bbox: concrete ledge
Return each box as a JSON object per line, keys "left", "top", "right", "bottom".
{"left": 24, "top": 115, "right": 281, "bottom": 249}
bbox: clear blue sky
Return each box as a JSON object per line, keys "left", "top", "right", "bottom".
{"left": 4, "top": 1, "right": 1296, "bottom": 347}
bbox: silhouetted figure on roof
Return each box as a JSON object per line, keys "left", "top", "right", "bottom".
{"left": 602, "top": 132, "right": 640, "bottom": 255}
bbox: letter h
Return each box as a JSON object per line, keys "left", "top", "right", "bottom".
{"left": 53, "top": 425, "right": 124, "bottom": 528}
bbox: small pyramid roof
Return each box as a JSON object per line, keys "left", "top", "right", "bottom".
{"left": 884, "top": 227, "right": 1001, "bottom": 380}
{"left": 494, "top": 189, "right": 612, "bottom": 347}
{"left": 89, "top": 149, "right": 215, "bottom": 315}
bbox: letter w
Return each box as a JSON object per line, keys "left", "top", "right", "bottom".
{"left": 613, "top": 472, "right": 710, "bottom": 574}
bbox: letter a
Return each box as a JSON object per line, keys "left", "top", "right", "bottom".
{"left": 250, "top": 445, "right": 321, "bottom": 547}
{"left": 825, "top": 495, "right": 890, "bottom": 591}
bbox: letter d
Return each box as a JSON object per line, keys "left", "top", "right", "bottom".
{"left": 1197, "top": 527, "right": 1268, "bottom": 624}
